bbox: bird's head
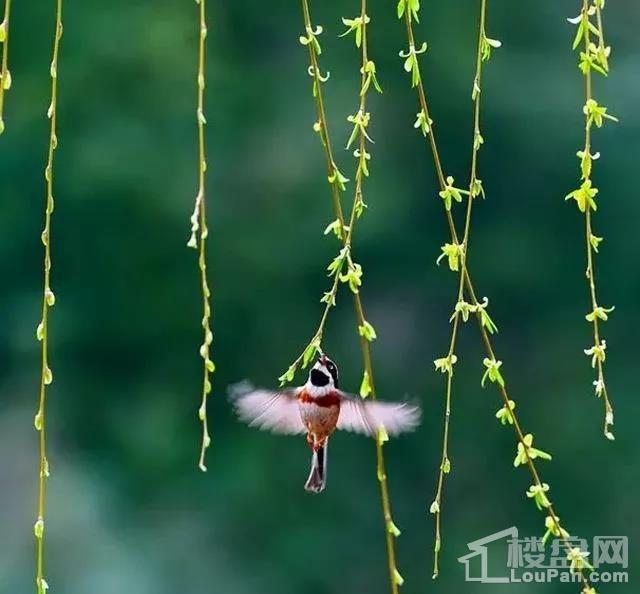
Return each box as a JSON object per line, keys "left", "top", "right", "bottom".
{"left": 309, "top": 355, "right": 339, "bottom": 389}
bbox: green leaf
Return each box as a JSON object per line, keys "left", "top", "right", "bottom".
{"left": 358, "top": 320, "right": 377, "bottom": 342}
{"left": 496, "top": 400, "right": 516, "bottom": 425}
{"left": 339, "top": 15, "right": 369, "bottom": 48}
{"left": 34, "top": 517, "right": 45, "bottom": 539}
{"left": 434, "top": 354, "right": 457, "bottom": 375}
{"left": 438, "top": 176, "right": 465, "bottom": 211}
{"left": 387, "top": 519, "right": 402, "bottom": 537}
{"left": 481, "top": 358, "right": 504, "bottom": 388}
{"left": 480, "top": 308, "right": 498, "bottom": 334}
{"left": 436, "top": 242, "right": 464, "bottom": 271}
{"left": 585, "top": 306, "right": 614, "bottom": 323}
{"left": 359, "top": 370, "right": 372, "bottom": 398}
{"left": 414, "top": 109, "right": 432, "bottom": 136}
{"left": 590, "top": 234, "right": 603, "bottom": 252}
{"left": 302, "top": 339, "right": 321, "bottom": 368}
{"left": 526, "top": 483, "right": 551, "bottom": 510}
{"left": 565, "top": 180, "right": 598, "bottom": 212}
{"left": 278, "top": 363, "right": 297, "bottom": 386}
{"left": 571, "top": 16, "right": 586, "bottom": 51}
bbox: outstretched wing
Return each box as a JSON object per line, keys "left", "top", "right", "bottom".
{"left": 337, "top": 394, "right": 421, "bottom": 437}
{"left": 232, "top": 388, "right": 305, "bottom": 435}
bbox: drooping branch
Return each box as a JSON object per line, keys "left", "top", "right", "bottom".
{"left": 565, "top": 0, "right": 616, "bottom": 440}
{"left": 284, "top": 1, "right": 403, "bottom": 591}
{"left": 427, "top": 0, "right": 496, "bottom": 577}
{"left": 396, "top": 1, "right": 599, "bottom": 590}
{"left": 33, "top": 1, "right": 64, "bottom": 592}
{"left": 0, "top": 0, "right": 12, "bottom": 133}
{"left": 187, "top": 0, "right": 216, "bottom": 472}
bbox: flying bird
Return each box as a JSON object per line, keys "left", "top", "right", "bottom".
{"left": 232, "top": 355, "right": 421, "bottom": 493}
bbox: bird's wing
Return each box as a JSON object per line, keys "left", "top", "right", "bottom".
{"left": 337, "top": 394, "right": 421, "bottom": 437}
{"left": 232, "top": 388, "right": 306, "bottom": 435}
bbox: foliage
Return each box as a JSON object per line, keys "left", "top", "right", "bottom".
{"left": 0, "top": 0, "right": 626, "bottom": 592}
{"left": 566, "top": 0, "right": 616, "bottom": 440}
{"left": 0, "top": 0, "right": 12, "bottom": 132}
{"left": 33, "top": 2, "right": 63, "bottom": 592}
{"left": 186, "top": 0, "right": 216, "bottom": 473}
{"left": 280, "top": 1, "right": 403, "bottom": 590}
{"left": 396, "top": 0, "right": 610, "bottom": 590}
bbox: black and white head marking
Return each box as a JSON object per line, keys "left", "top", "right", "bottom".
{"left": 323, "top": 357, "right": 339, "bottom": 388}
{"left": 308, "top": 355, "right": 340, "bottom": 391}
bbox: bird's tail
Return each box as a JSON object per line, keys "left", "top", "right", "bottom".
{"left": 304, "top": 440, "right": 328, "bottom": 494}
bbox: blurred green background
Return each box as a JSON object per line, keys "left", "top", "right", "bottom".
{"left": 0, "top": 1, "right": 638, "bottom": 592}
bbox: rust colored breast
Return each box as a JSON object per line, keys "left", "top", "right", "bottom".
{"left": 298, "top": 389, "right": 341, "bottom": 440}
{"left": 298, "top": 389, "right": 341, "bottom": 408}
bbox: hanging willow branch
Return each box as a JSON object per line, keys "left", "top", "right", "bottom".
{"left": 396, "top": 1, "right": 599, "bottom": 591}
{"left": 565, "top": 0, "right": 616, "bottom": 440}
{"left": 0, "top": 0, "right": 12, "bottom": 132}
{"left": 285, "top": 1, "right": 402, "bottom": 591}
{"left": 187, "top": 0, "right": 215, "bottom": 472}
{"left": 33, "top": 1, "right": 63, "bottom": 592}
{"left": 426, "top": 0, "right": 497, "bottom": 578}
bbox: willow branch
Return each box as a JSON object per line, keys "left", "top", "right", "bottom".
{"left": 397, "top": 1, "right": 597, "bottom": 589}
{"left": 33, "top": 2, "right": 63, "bottom": 593}
{"left": 0, "top": 0, "right": 12, "bottom": 133}
{"left": 429, "top": 0, "right": 489, "bottom": 577}
{"left": 187, "top": 0, "right": 216, "bottom": 472}
{"left": 565, "top": 0, "right": 615, "bottom": 440}
{"left": 290, "top": 1, "right": 402, "bottom": 590}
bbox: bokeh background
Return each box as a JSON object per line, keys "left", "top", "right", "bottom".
{"left": 0, "top": 1, "right": 638, "bottom": 592}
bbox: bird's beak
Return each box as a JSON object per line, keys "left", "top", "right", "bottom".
{"left": 318, "top": 354, "right": 327, "bottom": 365}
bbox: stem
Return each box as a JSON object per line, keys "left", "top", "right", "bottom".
{"left": 581, "top": 0, "right": 614, "bottom": 438}
{"left": 398, "top": 2, "right": 594, "bottom": 590}
{"left": 431, "top": 0, "right": 487, "bottom": 577}
{"left": 188, "top": 0, "right": 215, "bottom": 472}
{"left": 430, "top": 313, "right": 458, "bottom": 577}
{"left": 0, "top": 0, "right": 11, "bottom": 133}
{"left": 297, "top": 1, "right": 400, "bottom": 591}
{"left": 34, "top": 2, "right": 63, "bottom": 592}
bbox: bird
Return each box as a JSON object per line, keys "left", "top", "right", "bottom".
{"left": 232, "top": 354, "right": 421, "bottom": 493}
